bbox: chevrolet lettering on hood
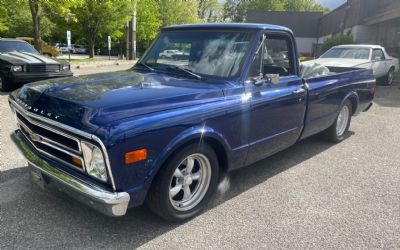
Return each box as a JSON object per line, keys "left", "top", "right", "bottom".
{"left": 15, "top": 98, "right": 61, "bottom": 120}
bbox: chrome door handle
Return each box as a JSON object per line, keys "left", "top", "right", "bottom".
{"left": 292, "top": 88, "right": 306, "bottom": 94}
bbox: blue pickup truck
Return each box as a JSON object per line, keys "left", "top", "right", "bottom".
{"left": 9, "top": 24, "right": 375, "bottom": 221}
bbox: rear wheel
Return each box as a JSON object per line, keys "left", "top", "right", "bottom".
{"left": 322, "top": 100, "right": 352, "bottom": 142}
{"left": 146, "top": 143, "right": 219, "bottom": 222}
{"left": 384, "top": 68, "right": 395, "bottom": 86}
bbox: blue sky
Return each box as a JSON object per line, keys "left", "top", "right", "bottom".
{"left": 316, "top": 0, "right": 347, "bottom": 9}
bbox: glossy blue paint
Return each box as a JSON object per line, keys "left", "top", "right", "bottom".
{"left": 10, "top": 24, "right": 375, "bottom": 208}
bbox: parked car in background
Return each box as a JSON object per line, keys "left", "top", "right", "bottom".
{"left": 58, "top": 44, "right": 75, "bottom": 54}
{"left": 10, "top": 24, "right": 375, "bottom": 221}
{"left": 311, "top": 45, "right": 399, "bottom": 85}
{"left": 73, "top": 45, "right": 88, "bottom": 54}
{"left": 0, "top": 38, "right": 72, "bottom": 91}
{"left": 17, "top": 37, "right": 60, "bottom": 57}
{"left": 159, "top": 49, "right": 184, "bottom": 59}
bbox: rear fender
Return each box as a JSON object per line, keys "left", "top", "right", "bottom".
{"left": 339, "top": 91, "right": 359, "bottom": 115}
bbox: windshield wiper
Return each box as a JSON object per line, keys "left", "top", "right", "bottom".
{"left": 168, "top": 66, "right": 203, "bottom": 80}
{"left": 136, "top": 62, "right": 155, "bottom": 72}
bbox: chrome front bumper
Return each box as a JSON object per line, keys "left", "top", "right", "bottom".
{"left": 11, "top": 130, "right": 130, "bottom": 217}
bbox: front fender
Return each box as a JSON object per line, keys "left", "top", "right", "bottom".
{"left": 146, "top": 125, "right": 231, "bottom": 181}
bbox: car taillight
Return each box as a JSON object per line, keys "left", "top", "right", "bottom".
{"left": 368, "top": 87, "right": 376, "bottom": 94}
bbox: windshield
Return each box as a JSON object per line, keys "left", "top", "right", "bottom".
{"left": 0, "top": 41, "right": 39, "bottom": 54}
{"left": 320, "top": 48, "right": 370, "bottom": 59}
{"left": 139, "top": 30, "right": 255, "bottom": 78}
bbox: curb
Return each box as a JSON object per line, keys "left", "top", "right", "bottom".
{"left": 70, "top": 60, "right": 137, "bottom": 70}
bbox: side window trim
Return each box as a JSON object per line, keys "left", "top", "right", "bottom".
{"left": 245, "top": 31, "right": 298, "bottom": 83}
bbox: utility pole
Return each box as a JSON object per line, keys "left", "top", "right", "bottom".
{"left": 127, "top": 1, "right": 137, "bottom": 60}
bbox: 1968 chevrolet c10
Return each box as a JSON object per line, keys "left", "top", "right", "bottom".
{"left": 9, "top": 24, "right": 375, "bottom": 221}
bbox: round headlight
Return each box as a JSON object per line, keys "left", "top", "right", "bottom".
{"left": 62, "top": 64, "right": 70, "bottom": 71}
{"left": 81, "top": 142, "right": 108, "bottom": 182}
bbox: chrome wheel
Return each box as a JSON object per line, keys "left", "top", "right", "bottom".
{"left": 169, "top": 153, "right": 211, "bottom": 211}
{"left": 388, "top": 69, "right": 394, "bottom": 85}
{"left": 336, "top": 105, "right": 350, "bottom": 137}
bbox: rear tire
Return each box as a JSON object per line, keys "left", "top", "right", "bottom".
{"left": 322, "top": 100, "right": 352, "bottom": 142}
{"left": 384, "top": 68, "right": 395, "bottom": 86}
{"left": 0, "top": 75, "right": 12, "bottom": 92}
{"left": 146, "top": 143, "right": 219, "bottom": 222}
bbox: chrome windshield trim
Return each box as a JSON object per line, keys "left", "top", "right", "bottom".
{"left": 9, "top": 97, "right": 117, "bottom": 191}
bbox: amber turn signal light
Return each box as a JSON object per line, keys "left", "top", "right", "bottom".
{"left": 71, "top": 156, "right": 83, "bottom": 168}
{"left": 125, "top": 149, "right": 147, "bottom": 164}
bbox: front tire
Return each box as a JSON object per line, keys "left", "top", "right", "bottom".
{"left": 146, "top": 143, "right": 219, "bottom": 222}
{"left": 322, "top": 100, "right": 352, "bottom": 142}
{"left": 0, "top": 75, "right": 12, "bottom": 92}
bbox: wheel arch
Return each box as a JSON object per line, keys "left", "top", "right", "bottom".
{"left": 341, "top": 91, "right": 359, "bottom": 116}
{"left": 146, "top": 126, "right": 231, "bottom": 185}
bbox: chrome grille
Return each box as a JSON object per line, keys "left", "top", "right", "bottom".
{"left": 27, "top": 64, "right": 60, "bottom": 73}
{"left": 15, "top": 110, "right": 85, "bottom": 172}
{"left": 10, "top": 98, "right": 117, "bottom": 191}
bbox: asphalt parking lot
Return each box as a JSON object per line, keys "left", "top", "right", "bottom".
{"left": 0, "top": 68, "right": 399, "bottom": 249}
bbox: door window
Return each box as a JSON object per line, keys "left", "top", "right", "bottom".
{"left": 372, "top": 49, "right": 385, "bottom": 60}
{"left": 249, "top": 34, "right": 295, "bottom": 79}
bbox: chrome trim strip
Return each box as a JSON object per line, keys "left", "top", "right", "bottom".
{"left": 10, "top": 98, "right": 117, "bottom": 191}
{"left": 18, "top": 124, "right": 85, "bottom": 172}
{"left": 15, "top": 110, "right": 82, "bottom": 153}
{"left": 11, "top": 130, "right": 130, "bottom": 217}
{"left": 17, "top": 116, "right": 81, "bottom": 155}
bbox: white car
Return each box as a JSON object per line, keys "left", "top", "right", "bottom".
{"left": 58, "top": 44, "right": 75, "bottom": 54}
{"left": 312, "top": 45, "right": 399, "bottom": 85}
{"left": 73, "top": 45, "right": 88, "bottom": 54}
{"left": 159, "top": 49, "right": 183, "bottom": 59}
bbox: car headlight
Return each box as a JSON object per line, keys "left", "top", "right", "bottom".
{"left": 11, "top": 65, "right": 23, "bottom": 72}
{"left": 81, "top": 141, "right": 108, "bottom": 182}
{"left": 62, "top": 64, "right": 70, "bottom": 71}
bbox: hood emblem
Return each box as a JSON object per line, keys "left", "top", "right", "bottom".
{"left": 16, "top": 98, "right": 61, "bottom": 120}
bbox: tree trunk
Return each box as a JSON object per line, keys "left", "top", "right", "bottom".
{"left": 28, "top": 0, "right": 41, "bottom": 51}
{"left": 88, "top": 39, "right": 95, "bottom": 58}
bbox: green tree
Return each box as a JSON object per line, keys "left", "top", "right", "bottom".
{"left": 198, "top": 0, "right": 222, "bottom": 22}
{"left": 223, "top": 0, "right": 284, "bottom": 22}
{"left": 0, "top": 0, "right": 9, "bottom": 32}
{"left": 136, "top": 0, "right": 162, "bottom": 52}
{"left": 223, "top": 0, "right": 328, "bottom": 22}
{"left": 222, "top": 0, "right": 248, "bottom": 22}
{"left": 321, "top": 35, "right": 354, "bottom": 53}
{"left": 284, "top": 0, "right": 328, "bottom": 12}
{"left": 69, "top": 0, "right": 133, "bottom": 57}
{"left": 26, "top": 0, "right": 77, "bottom": 50}
{"left": 159, "top": 0, "right": 200, "bottom": 27}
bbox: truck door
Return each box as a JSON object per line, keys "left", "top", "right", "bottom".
{"left": 245, "top": 32, "right": 307, "bottom": 166}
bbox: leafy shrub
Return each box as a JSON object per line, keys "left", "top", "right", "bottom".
{"left": 321, "top": 35, "right": 354, "bottom": 53}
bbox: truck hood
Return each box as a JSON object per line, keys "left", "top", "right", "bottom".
{"left": 11, "top": 70, "right": 224, "bottom": 133}
{"left": 312, "top": 58, "right": 371, "bottom": 68}
{"left": 0, "top": 52, "right": 59, "bottom": 64}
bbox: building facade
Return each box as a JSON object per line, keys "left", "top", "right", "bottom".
{"left": 247, "top": 0, "right": 400, "bottom": 56}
